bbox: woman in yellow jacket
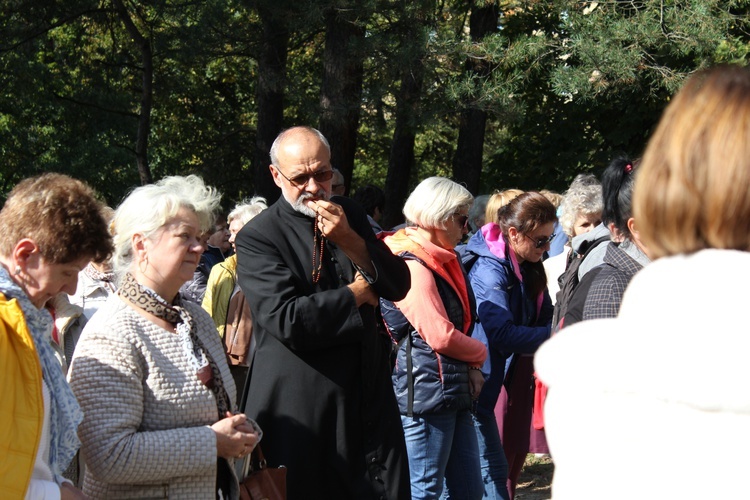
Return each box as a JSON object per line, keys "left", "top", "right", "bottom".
{"left": 0, "top": 174, "right": 112, "bottom": 500}
{"left": 202, "top": 197, "right": 266, "bottom": 392}
{"left": 202, "top": 197, "right": 267, "bottom": 338}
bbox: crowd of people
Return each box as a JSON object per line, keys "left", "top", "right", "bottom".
{"left": 1, "top": 64, "right": 749, "bottom": 500}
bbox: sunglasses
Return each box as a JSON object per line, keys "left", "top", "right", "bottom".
{"left": 523, "top": 232, "right": 556, "bottom": 249}
{"left": 452, "top": 213, "right": 470, "bottom": 229}
{"left": 276, "top": 167, "right": 334, "bottom": 187}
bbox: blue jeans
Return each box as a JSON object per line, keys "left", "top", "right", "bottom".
{"left": 472, "top": 410, "right": 510, "bottom": 500}
{"left": 401, "top": 410, "right": 483, "bottom": 500}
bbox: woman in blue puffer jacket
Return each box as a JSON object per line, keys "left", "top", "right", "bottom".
{"left": 463, "top": 192, "right": 555, "bottom": 499}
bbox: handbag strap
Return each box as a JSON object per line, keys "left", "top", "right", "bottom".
{"left": 254, "top": 444, "right": 267, "bottom": 466}
{"left": 242, "top": 442, "right": 267, "bottom": 478}
{"left": 239, "top": 350, "right": 256, "bottom": 411}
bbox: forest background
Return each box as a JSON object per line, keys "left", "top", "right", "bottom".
{"left": 1, "top": 0, "right": 748, "bottom": 228}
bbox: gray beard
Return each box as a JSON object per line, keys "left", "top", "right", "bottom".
{"left": 289, "top": 190, "right": 329, "bottom": 218}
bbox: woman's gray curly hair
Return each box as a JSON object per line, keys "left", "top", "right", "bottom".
{"left": 558, "top": 174, "right": 603, "bottom": 238}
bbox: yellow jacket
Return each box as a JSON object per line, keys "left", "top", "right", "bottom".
{"left": 0, "top": 293, "right": 43, "bottom": 499}
{"left": 201, "top": 254, "right": 237, "bottom": 339}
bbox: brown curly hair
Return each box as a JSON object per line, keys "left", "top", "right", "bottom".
{"left": 0, "top": 173, "right": 113, "bottom": 264}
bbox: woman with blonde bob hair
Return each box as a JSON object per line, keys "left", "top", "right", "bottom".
{"left": 635, "top": 67, "right": 750, "bottom": 257}
{"left": 381, "top": 177, "right": 487, "bottom": 499}
{"left": 69, "top": 175, "right": 261, "bottom": 499}
{"left": 536, "top": 65, "right": 750, "bottom": 499}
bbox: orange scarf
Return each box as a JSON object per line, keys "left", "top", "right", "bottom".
{"left": 383, "top": 227, "right": 472, "bottom": 334}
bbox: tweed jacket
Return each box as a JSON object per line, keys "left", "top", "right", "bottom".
{"left": 581, "top": 242, "right": 643, "bottom": 321}
{"left": 69, "top": 295, "right": 238, "bottom": 500}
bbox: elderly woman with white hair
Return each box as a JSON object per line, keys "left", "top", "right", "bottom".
{"left": 543, "top": 175, "right": 603, "bottom": 304}
{"left": 69, "top": 175, "right": 260, "bottom": 500}
{"left": 380, "top": 176, "right": 487, "bottom": 500}
{"left": 202, "top": 196, "right": 268, "bottom": 392}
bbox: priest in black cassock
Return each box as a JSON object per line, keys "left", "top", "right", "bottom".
{"left": 236, "top": 126, "right": 412, "bottom": 499}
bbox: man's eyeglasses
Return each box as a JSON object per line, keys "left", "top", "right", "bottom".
{"left": 452, "top": 213, "right": 470, "bottom": 229}
{"left": 523, "top": 232, "right": 556, "bottom": 249}
{"left": 276, "top": 167, "right": 334, "bottom": 187}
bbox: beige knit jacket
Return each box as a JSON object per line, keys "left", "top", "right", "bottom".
{"left": 69, "top": 295, "right": 238, "bottom": 499}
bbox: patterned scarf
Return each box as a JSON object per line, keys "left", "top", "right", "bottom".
{"left": 82, "top": 262, "right": 115, "bottom": 283}
{"left": 118, "top": 273, "right": 232, "bottom": 418}
{"left": 0, "top": 267, "right": 83, "bottom": 476}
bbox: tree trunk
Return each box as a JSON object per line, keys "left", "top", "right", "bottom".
{"left": 384, "top": 62, "right": 425, "bottom": 230}
{"left": 383, "top": 2, "right": 431, "bottom": 229}
{"left": 318, "top": 5, "right": 365, "bottom": 195}
{"left": 452, "top": 1, "right": 499, "bottom": 194}
{"left": 254, "top": 6, "right": 289, "bottom": 202}
{"left": 453, "top": 107, "right": 487, "bottom": 194}
{"left": 111, "top": 0, "right": 153, "bottom": 185}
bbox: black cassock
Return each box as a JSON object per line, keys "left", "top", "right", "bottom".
{"left": 236, "top": 196, "right": 411, "bottom": 500}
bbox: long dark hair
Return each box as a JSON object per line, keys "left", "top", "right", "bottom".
{"left": 602, "top": 157, "right": 639, "bottom": 240}
{"left": 497, "top": 192, "right": 557, "bottom": 297}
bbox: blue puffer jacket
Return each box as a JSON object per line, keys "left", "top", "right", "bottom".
{"left": 462, "top": 224, "right": 552, "bottom": 416}
{"left": 381, "top": 252, "right": 475, "bottom": 416}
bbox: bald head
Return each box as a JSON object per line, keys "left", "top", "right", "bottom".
{"left": 270, "top": 127, "right": 331, "bottom": 168}
{"left": 268, "top": 126, "right": 334, "bottom": 217}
